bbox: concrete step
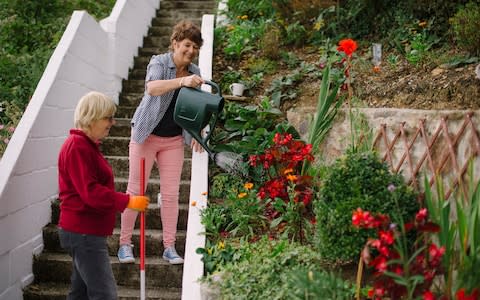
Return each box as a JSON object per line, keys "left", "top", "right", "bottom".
{"left": 108, "top": 118, "right": 132, "bottom": 137}
{"left": 119, "top": 92, "right": 144, "bottom": 107}
{"left": 106, "top": 155, "right": 193, "bottom": 181}
{"left": 24, "top": 282, "right": 181, "bottom": 300}
{"left": 129, "top": 68, "right": 147, "bottom": 80}
{"left": 133, "top": 56, "right": 151, "bottom": 70}
{"left": 42, "top": 224, "right": 187, "bottom": 257}
{"left": 159, "top": 0, "right": 216, "bottom": 11}
{"left": 116, "top": 106, "right": 137, "bottom": 119}
{"left": 122, "top": 79, "right": 147, "bottom": 93}
{"left": 150, "top": 17, "right": 200, "bottom": 27}
{"left": 156, "top": 9, "right": 211, "bottom": 20}
{"left": 32, "top": 252, "right": 184, "bottom": 288}
{"left": 138, "top": 47, "right": 169, "bottom": 58}
{"left": 143, "top": 36, "right": 170, "bottom": 49}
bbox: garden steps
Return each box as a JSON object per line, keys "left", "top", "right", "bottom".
{"left": 22, "top": 283, "right": 181, "bottom": 300}
{"left": 23, "top": 0, "right": 216, "bottom": 299}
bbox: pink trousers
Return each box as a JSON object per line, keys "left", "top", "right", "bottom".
{"left": 119, "top": 134, "right": 184, "bottom": 248}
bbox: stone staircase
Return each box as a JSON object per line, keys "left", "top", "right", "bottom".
{"left": 23, "top": 1, "right": 217, "bottom": 299}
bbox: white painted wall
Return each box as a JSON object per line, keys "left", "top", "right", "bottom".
{"left": 0, "top": 1, "right": 159, "bottom": 299}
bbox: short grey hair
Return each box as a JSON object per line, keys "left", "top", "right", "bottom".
{"left": 74, "top": 91, "right": 116, "bottom": 130}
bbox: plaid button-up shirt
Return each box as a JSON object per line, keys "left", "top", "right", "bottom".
{"left": 130, "top": 52, "right": 200, "bottom": 144}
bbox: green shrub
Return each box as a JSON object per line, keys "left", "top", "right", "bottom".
{"left": 450, "top": 2, "right": 480, "bottom": 56}
{"left": 313, "top": 150, "right": 419, "bottom": 263}
{"left": 207, "top": 238, "right": 350, "bottom": 299}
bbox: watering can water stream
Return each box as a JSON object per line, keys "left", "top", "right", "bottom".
{"left": 174, "top": 80, "right": 244, "bottom": 174}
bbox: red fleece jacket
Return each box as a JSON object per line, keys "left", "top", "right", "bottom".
{"left": 58, "top": 129, "right": 129, "bottom": 236}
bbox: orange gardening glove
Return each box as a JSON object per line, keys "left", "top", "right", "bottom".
{"left": 127, "top": 195, "right": 149, "bottom": 212}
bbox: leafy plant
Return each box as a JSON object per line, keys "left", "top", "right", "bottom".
{"left": 424, "top": 168, "right": 480, "bottom": 298}
{"left": 450, "top": 2, "right": 480, "bottom": 56}
{"left": 303, "top": 63, "right": 345, "bottom": 174}
{"left": 314, "top": 150, "right": 419, "bottom": 263}
{"left": 353, "top": 205, "right": 444, "bottom": 299}
{"left": 206, "top": 238, "right": 326, "bottom": 300}
{"left": 196, "top": 239, "right": 238, "bottom": 275}
{"left": 248, "top": 132, "right": 315, "bottom": 242}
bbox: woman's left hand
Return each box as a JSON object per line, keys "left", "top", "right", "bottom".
{"left": 191, "top": 139, "right": 204, "bottom": 153}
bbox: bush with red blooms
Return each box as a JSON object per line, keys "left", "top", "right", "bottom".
{"left": 248, "top": 132, "right": 315, "bottom": 241}
{"left": 352, "top": 207, "right": 446, "bottom": 299}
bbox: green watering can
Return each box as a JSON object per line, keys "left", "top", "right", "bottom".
{"left": 174, "top": 80, "right": 244, "bottom": 174}
{"left": 174, "top": 80, "right": 224, "bottom": 159}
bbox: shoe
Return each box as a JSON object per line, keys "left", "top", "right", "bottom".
{"left": 162, "top": 246, "right": 184, "bottom": 264}
{"left": 117, "top": 244, "right": 135, "bottom": 263}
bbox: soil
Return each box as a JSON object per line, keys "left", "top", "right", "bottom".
{"left": 213, "top": 47, "right": 480, "bottom": 112}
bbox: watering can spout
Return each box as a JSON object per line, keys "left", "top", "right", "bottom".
{"left": 174, "top": 80, "right": 224, "bottom": 156}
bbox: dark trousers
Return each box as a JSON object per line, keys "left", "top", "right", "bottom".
{"left": 58, "top": 228, "right": 118, "bottom": 300}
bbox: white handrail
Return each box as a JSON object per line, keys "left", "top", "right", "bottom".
{"left": 181, "top": 14, "right": 215, "bottom": 300}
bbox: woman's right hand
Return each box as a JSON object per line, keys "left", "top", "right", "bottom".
{"left": 127, "top": 195, "right": 150, "bottom": 211}
{"left": 181, "top": 74, "right": 205, "bottom": 88}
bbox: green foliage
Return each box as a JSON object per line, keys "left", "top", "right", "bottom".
{"left": 209, "top": 172, "right": 244, "bottom": 199}
{"left": 0, "top": 0, "right": 115, "bottom": 157}
{"left": 285, "top": 267, "right": 355, "bottom": 300}
{"left": 208, "top": 238, "right": 341, "bottom": 299}
{"left": 223, "top": 20, "right": 263, "bottom": 59}
{"left": 210, "top": 99, "right": 293, "bottom": 156}
{"left": 284, "top": 21, "right": 307, "bottom": 47}
{"left": 450, "top": 1, "right": 480, "bottom": 56}
{"left": 305, "top": 64, "right": 345, "bottom": 167}
{"left": 424, "top": 167, "right": 480, "bottom": 296}
{"left": 314, "top": 150, "right": 419, "bottom": 263}
{"left": 199, "top": 201, "right": 230, "bottom": 241}
{"left": 196, "top": 239, "right": 238, "bottom": 275}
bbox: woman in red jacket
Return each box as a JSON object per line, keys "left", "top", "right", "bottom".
{"left": 58, "top": 91, "right": 149, "bottom": 300}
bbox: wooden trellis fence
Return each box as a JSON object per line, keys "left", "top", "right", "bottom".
{"left": 372, "top": 112, "right": 480, "bottom": 200}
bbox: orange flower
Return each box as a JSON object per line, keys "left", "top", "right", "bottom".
{"left": 244, "top": 182, "right": 253, "bottom": 190}
{"left": 238, "top": 192, "right": 247, "bottom": 198}
{"left": 373, "top": 65, "right": 381, "bottom": 73}
{"left": 337, "top": 39, "right": 357, "bottom": 57}
{"left": 191, "top": 201, "right": 197, "bottom": 207}
{"left": 283, "top": 168, "right": 294, "bottom": 175}
{"left": 286, "top": 174, "right": 297, "bottom": 182}
{"left": 201, "top": 191, "right": 208, "bottom": 196}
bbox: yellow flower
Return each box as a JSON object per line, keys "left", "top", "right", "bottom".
{"left": 283, "top": 168, "right": 294, "bottom": 175}
{"left": 217, "top": 241, "right": 225, "bottom": 250}
{"left": 227, "top": 25, "right": 235, "bottom": 31}
{"left": 241, "top": 15, "right": 248, "bottom": 20}
{"left": 207, "top": 248, "right": 213, "bottom": 255}
{"left": 238, "top": 192, "right": 247, "bottom": 198}
{"left": 244, "top": 182, "right": 253, "bottom": 190}
{"left": 313, "top": 20, "right": 324, "bottom": 31}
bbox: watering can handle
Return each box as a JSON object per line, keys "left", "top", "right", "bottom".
{"left": 203, "top": 80, "right": 222, "bottom": 97}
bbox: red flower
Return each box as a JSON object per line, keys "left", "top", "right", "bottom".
{"left": 416, "top": 208, "right": 428, "bottom": 223}
{"left": 457, "top": 288, "right": 480, "bottom": 300}
{"left": 337, "top": 38, "right": 358, "bottom": 56}
{"left": 423, "top": 291, "right": 436, "bottom": 300}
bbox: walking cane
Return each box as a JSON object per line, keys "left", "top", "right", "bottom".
{"left": 140, "top": 157, "right": 146, "bottom": 300}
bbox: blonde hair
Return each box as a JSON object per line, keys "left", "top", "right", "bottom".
{"left": 74, "top": 91, "right": 116, "bottom": 130}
